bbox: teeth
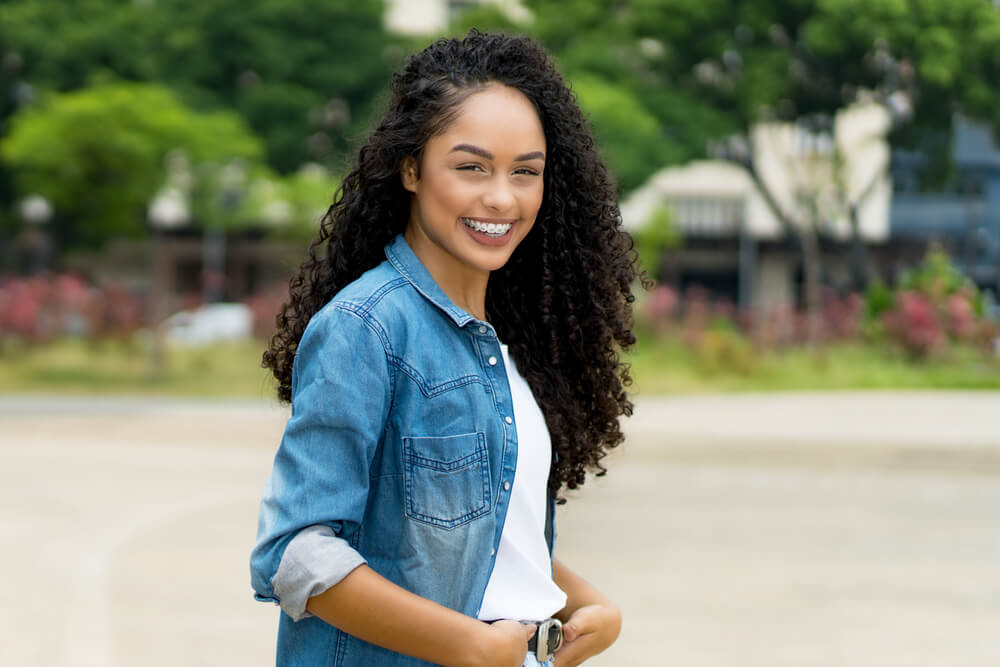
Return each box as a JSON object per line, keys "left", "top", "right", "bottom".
{"left": 461, "top": 218, "right": 511, "bottom": 236}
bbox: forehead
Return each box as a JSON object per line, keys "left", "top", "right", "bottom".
{"left": 430, "top": 84, "right": 545, "bottom": 153}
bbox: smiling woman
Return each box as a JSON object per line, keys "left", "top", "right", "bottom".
{"left": 252, "top": 29, "right": 639, "bottom": 667}
{"left": 401, "top": 84, "right": 546, "bottom": 316}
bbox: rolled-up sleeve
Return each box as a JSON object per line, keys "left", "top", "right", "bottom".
{"left": 250, "top": 303, "right": 392, "bottom": 621}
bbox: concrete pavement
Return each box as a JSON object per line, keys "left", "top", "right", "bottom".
{"left": 1, "top": 392, "right": 998, "bottom": 666}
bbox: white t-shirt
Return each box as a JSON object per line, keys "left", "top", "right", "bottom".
{"left": 477, "top": 343, "right": 567, "bottom": 621}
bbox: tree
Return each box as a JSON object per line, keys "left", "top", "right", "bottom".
{"left": 2, "top": 81, "right": 263, "bottom": 250}
{"left": 500, "top": 0, "right": 1000, "bottom": 342}
{"left": 0, "top": 0, "right": 401, "bottom": 175}
{"left": 145, "top": 0, "right": 401, "bottom": 172}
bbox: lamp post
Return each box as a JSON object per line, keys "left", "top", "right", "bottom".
{"left": 19, "top": 194, "right": 53, "bottom": 275}
{"left": 203, "top": 159, "right": 246, "bottom": 304}
{"left": 148, "top": 188, "right": 189, "bottom": 377}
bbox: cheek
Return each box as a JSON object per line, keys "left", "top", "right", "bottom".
{"left": 524, "top": 185, "right": 544, "bottom": 219}
{"left": 422, "top": 172, "right": 473, "bottom": 215}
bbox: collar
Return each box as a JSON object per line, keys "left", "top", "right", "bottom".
{"left": 384, "top": 234, "right": 478, "bottom": 329}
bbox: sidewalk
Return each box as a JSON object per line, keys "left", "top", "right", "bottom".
{"left": 626, "top": 391, "right": 1000, "bottom": 449}
{"left": 2, "top": 391, "right": 999, "bottom": 667}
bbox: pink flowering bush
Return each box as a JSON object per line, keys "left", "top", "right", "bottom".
{"left": 0, "top": 274, "right": 144, "bottom": 345}
{"left": 635, "top": 248, "right": 997, "bottom": 362}
{"left": 869, "top": 248, "right": 997, "bottom": 359}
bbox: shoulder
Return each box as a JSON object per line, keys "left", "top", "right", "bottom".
{"left": 302, "top": 259, "right": 431, "bottom": 355}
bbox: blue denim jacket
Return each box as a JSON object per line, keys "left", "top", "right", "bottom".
{"left": 251, "top": 234, "right": 555, "bottom": 666}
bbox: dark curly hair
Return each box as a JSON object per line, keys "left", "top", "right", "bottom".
{"left": 264, "top": 29, "right": 645, "bottom": 495}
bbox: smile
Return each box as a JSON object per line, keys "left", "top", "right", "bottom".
{"left": 460, "top": 217, "right": 512, "bottom": 237}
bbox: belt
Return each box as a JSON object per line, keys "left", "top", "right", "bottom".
{"left": 526, "top": 618, "right": 563, "bottom": 662}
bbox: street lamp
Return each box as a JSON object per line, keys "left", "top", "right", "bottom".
{"left": 148, "top": 188, "right": 189, "bottom": 377}
{"left": 18, "top": 194, "right": 53, "bottom": 274}
{"left": 203, "top": 159, "right": 246, "bottom": 304}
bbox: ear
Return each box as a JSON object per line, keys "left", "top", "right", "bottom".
{"left": 400, "top": 156, "right": 419, "bottom": 193}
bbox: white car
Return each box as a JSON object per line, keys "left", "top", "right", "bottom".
{"left": 164, "top": 303, "right": 253, "bottom": 345}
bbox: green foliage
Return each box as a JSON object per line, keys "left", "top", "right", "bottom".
{"left": 866, "top": 247, "right": 986, "bottom": 322}
{"left": 0, "top": 0, "right": 156, "bottom": 92}
{"left": 2, "top": 82, "right": 263, "bottom": 248}
{"left": 864, "top": 281, "right": 896, "bottom": 321}
{"left": 146, "top": 0, "right": 400, "bottom": 172}
{"left": 4, "top": 0, "right": 1000, "bottom": 257}
{"left": 0, "top": 0, "right": 400, "bottom": 175}
{"left": 570, "top": 75, "right": 685, "bottom": 192}
{"left": 235, "top": 164, "right": 340, "bottom": 239}
{"left": 863, "top": 246, "right": 995, "bottom": 359}
{"left": 898, "top": 247, "right": 982, "bottom": 306}
{"left": 631, "top": 206, "right": 682, "bottom": 280}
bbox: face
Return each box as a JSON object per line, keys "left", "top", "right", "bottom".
{"left": 402, "top": 83, "right": 546, "bottom": 282}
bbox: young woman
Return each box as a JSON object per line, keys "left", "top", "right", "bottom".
{"left": 251, "top": 30, "right": 641, "bottom": 667}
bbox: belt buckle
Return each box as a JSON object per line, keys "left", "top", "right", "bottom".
{"left": 534, "top": 618, "right": 562, "bottom": 662}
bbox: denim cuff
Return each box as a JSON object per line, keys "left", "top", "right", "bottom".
{"left": 272, "top": 525, "right": 367, "bottom": 622}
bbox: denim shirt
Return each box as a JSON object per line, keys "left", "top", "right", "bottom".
{"left": 251, "top": 234, "right": 556, "bottom": 666}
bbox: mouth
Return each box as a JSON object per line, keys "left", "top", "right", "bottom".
{"left": 460, "top": 217, "right": 513, "bottom": 238}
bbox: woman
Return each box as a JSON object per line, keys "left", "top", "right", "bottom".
{"left": 251, "top": 29, "right": 641, "bottom": 667}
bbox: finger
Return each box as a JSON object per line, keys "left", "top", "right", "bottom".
{"left": 523, "top": 624, "right": 537, "bottom": 640}
{"left": 563, "top": 606, "right": 599, "bottom": 641}
{"left": 554, "top": 639, "right": 585, "bottom": 667}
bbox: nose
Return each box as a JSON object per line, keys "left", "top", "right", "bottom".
{"left": 482, "top": 175, "right": 515, "bottom": 212}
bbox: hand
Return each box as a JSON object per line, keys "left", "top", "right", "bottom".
{"left": 474, "top": 620, "right": 535, "bottom": 667}
{"left": 553, "top": 603, "right": 622, "bottom": 667}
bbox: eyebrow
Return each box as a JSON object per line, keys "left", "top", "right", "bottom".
{"left": 450, "top": 143, "right": 545, "bottom": 162}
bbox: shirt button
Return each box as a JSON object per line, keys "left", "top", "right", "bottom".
{"left": 479, "top": 325, "right": 488, "bottom": 334}
{"left": 505, "top": 416, "right": 513, "bottom": 424}
{"left": 504, "top": 481, "right": 511, "bottom": 491}
{"left": 488, "top": 356, "right": 497, "bottom": 366}
{"left": 490, "top": 547, "right": 496, "bottom": 556}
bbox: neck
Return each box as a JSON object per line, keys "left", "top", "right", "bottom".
{"left": 404, "top": 226, "right": 490, "bottom": 322}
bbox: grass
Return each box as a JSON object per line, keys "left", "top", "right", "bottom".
{"left": 0, "top": 334, "right": 998, "bottom": 398}
{"left": 627, "top": 333, "right": 1000, "bottom": 395}
{"left": 0, "top": 337, "right": 277, "bottom": 398}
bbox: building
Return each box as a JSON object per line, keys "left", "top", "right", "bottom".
{"left": 622, "top": 106, "right": 1000, "bottom": 318}
{"left": 384, "top": 0, "right": 530, "bottom": 35}
{"left": 890, "top": 118, "right": 1000, "bottom": 291}
{"left": 622, "top": 103, "right": 893, "bottom": 318}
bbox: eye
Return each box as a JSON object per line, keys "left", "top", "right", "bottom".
{"left": 513, "top": 167, "right": 541, "bottom": 176}
{"left": 457, "top": 164, "right": 486, "bottom": 173}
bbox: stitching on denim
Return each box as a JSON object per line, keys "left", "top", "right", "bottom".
{"left": 331, "top": 303, "right": 397, "bottom": 404}
{"left": 333, "top": 627, "right": 347, "bottom": 666}
{"left": 390, "top": 355, "right": 484, "bottom": 397}
{"left": 403, "top": 448, "right": 485, "bottom": 471}
{"left": 354, "top": 276, "right": 409, "bottom": 314}
{"left": 387, "top": 243, "right": 472, "bottom": 327}
{"left": 405, "top": 502, "right": 491, "bottom": 529}
{"left": 402, "top": 433, "right": 491, "bottom": 529}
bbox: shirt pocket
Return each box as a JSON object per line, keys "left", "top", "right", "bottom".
{"left": 402, "top": 431, "right": 491, "bottom": 529}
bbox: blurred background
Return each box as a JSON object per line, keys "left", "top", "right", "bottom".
{"left": 1, "top": 1, "right": 999, "bottom": 666}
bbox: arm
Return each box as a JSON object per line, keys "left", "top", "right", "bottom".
{"left": 305, "top": 564, "right": 534, "bottom": 667}
{"left": 250, "top": 307, "right": 530, "bottom": 667}
{"left": 552, "top": 557, "right": 622, "bottom": 666}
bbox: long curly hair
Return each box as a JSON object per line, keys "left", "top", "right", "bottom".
{"left": 264, "top": 29, "right": 645, "bottom": 495}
